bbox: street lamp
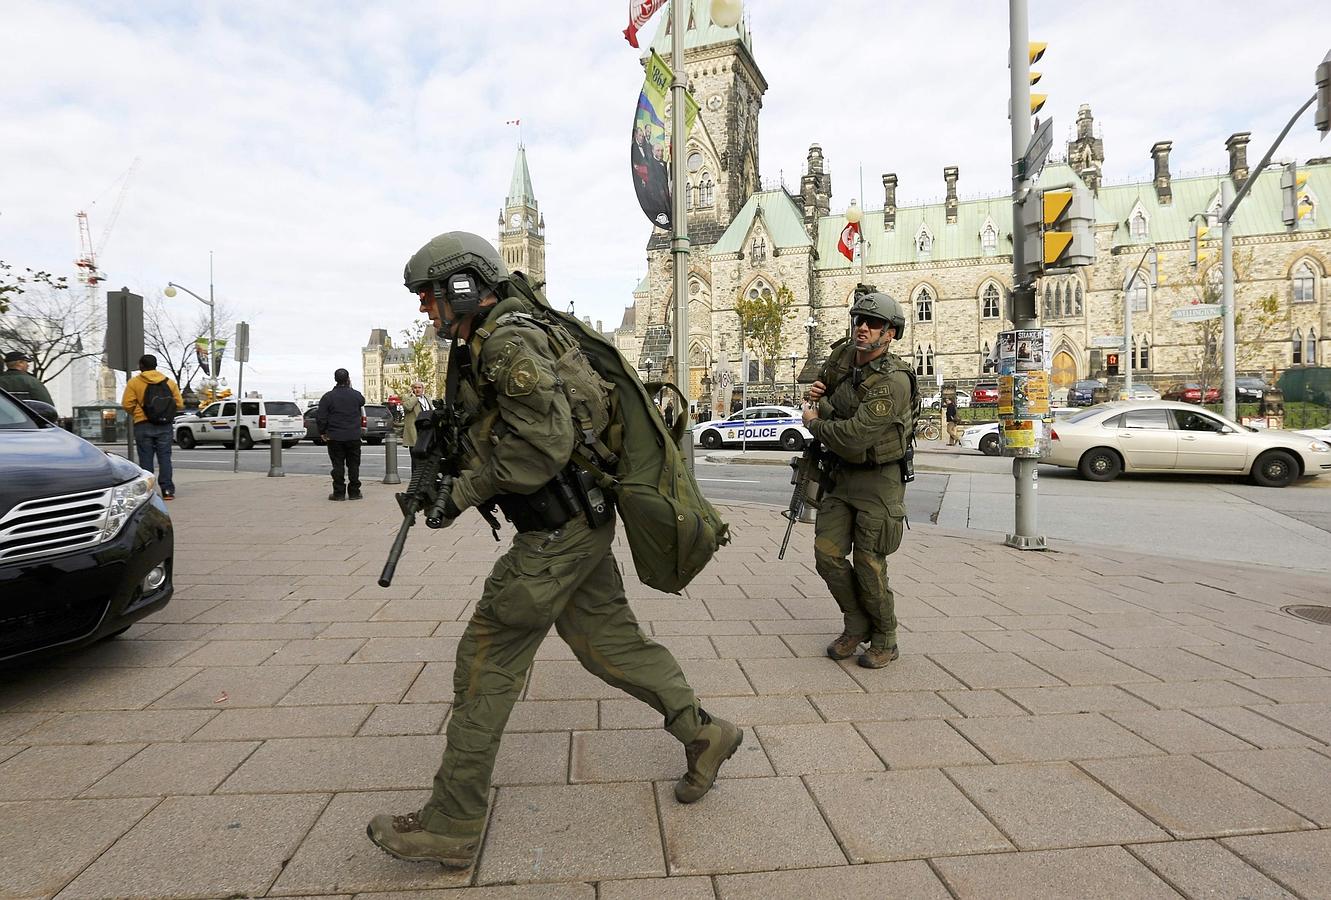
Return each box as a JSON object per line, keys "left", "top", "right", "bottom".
{"left": 164, "top": 254, "right": 217, "bottom": 394}
{"left": 790, "top": 353, "right": 798, "bottom": 402}
{"left": 711, "top": 0, "right": 742, "bottom": 27}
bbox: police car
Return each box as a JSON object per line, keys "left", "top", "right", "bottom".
{"left": 693, "top": 405, "right": 812, "bottom": 451}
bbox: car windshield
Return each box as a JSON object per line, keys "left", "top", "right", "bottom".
{"left": 0, "top": 392, "right": 38, "bottom": 428}
{"left": 366, "top": 406, "right": 388, "bottom": 416}
{"left": 1066, "top": 408, "right": 1104, "bottom": 424}
{"left": 266, "top": 401, "right": 301, "bottom": 416}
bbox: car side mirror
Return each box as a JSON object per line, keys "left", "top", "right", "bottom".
{"left": 23, "top": 399, "right": 60, "bottom": 424}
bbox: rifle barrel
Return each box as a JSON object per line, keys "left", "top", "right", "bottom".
{"left": 378, "top": 514, "right": 415, "bottom": 587}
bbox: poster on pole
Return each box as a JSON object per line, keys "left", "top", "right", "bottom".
{"left": 629, "top": 50, "right": 699, "bottom": 229}
{"left": 996, "top": 328, "right": 1051, "bottom": 458}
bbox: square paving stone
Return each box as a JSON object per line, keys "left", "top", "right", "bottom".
{"left": 1001, "top": 685, "right": 1154, "bottom": 715}
{"left": 939, "top": 689, "right": 1029, "bottom": 718}
{"left": 598, "top": 699, "right": 668, "bottom": 730}
{"left": 1078, "top": 754, "right": 1314, "bottom": 839}
{"left": 600, "top": 875, "right": 716, "bottom": 900}
{"left": 709, "top": 635, "right": 794, "bottom": 658}
{"left": 856, "top": 720, "right": 990, "bottom": 769}
{"left": 505, "top": 700, "right": 597, "bottom": 732}
{"left": 694, "top": 696, "right": 823, "bottom": 726}
{"left": 82, "top": 740, "right": 260, "bottom": 797}
{"left": 175, "top": 640, "right": 287, "bottom": 667}
{"left": 650, "top": 636, "right": 720, "bottom": 659}
{"left": 218, "top": 735, "right": 445, "bottom": 793}
{"left": 1187, "top": 644, "right": 1328, "bottom": 678}
{"left": 0, "top": 798, "right": 156, "bottom": 899}
{"left": 526, "top": 661, "right": 633, "bottom": 700}
{"left": 678, "top": 659, "right": 755, "bottom": 696}
{"left": 493, "top": 730, "right": 569, "bottom": 785}
{"left": 349, "top": 636, "right": 461, "bottom": 663}
{"left": 950, "top": 713, "right": 1162, "bottom": 763}
{"left": 0, "top": 744, "right": 142, "bottom": 800}
{"left": 358, "top": 702, "right": 452, "bottom": 736}
{"left": 947, "top": 761, "right": 1168, "bottom": 850}
{"left": 0, "top": 712, "right": 50, "bottom": 742}
{"left": 806, "top": 769, "right": 1010, "bottom": 863}
{"left": 279, "top": 662, "right": 425, "bottom": 705}
{"left": 51, "top": 638, "right": 204, "bottom": 668}
{"left": 656, "top": 776, "right": 844, "bottom": 875}
{"left": 1128, "top": 839, "right": 1294, "bottom": 900}
{"left": 267, "top": 789, "right": 470, "bottom": 895}
{"left": 17, "top": 709, "right": 216, "bottom": 744}
{"left": 715, "top": 859, "right": 951, "bottom": 899}
{"left": 188, "top": 599, "right": 303, "bottom": 623}
{"left": 1201, "top": 747, "right": 1331, "bottom": 826}
{"left": 477, "top": 783, "right": 665, "bottom": 884}
{"left": 55, "top": 793, "right": 329, "bottom": 900}
{"left": 1190, "top": 705, "right": 1322, "bottom": 749}
{"left": 402, "top": 661, "right": 458, "bottom": 703}
{"left": 571, "top": 728, "right": 771, "bottom": 783}
{"left": 11, "top": 666, "right": 198, "bottom": 711}
{"left": 926, "top": 652, "right": 1065, "bottom": 689}
{"left": 1014, "top": 650, "right": 1159, "bottom": 685}
{"left": 1249, "top": 700, "right": 1331, "bottom": 743}
{"left": 193, "top": 704, "right": 373, "bottom": 740}
{"left": 1105, "top": 709, "right": 1255, "bottom": 754}
{"left": 1103, "top": 647, "right": 1247, "bottom": 681}
{"left": 934, "top": 845, "right": 1179, "bottom": 899}
{"left": 810, "top": 691, "right": 955, "bottom": 722}
{"left": 1222, "top": 830, "right": 1331, "bottom": 899}
{"left": 152, "top": 665, "right": 312, "bottom": 708}
{"left": 737, "top": 658, "right": 868, "bottom": 694}
{"left": 1242, "top": 676, "right": 1331, "bottom": 704}
{"left": 844, "top": 655, "right": 968, "bottom": 692}
{"left": 755, "top": 723, "right": 884, "bottom": 775}
{"left": 320, "top": 621, "right": 437, "bottom": 639}
{"left": 265, "top": 638, "right": 367, "bottom": 665}
{"left": 1070, "top": 626, "right": 1217, "bottom": 649}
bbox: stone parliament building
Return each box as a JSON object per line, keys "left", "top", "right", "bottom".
{"left": 367, "top": 0, "right": 1329, "bottom": 407}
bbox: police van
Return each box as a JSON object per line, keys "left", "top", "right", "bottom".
{"left": 693, "top": 405, "right": 812, "bottom": 451}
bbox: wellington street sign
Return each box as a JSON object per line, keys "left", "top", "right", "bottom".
{"left": 1169, "top": 304, "right": 1222, "bottom": 322}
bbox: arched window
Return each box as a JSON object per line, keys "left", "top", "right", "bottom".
{"left": 925, "top": 345, "right": 935, "bottom": 376}
{"left": 685, "top": 181, "right": 693, "bottom": 210}
{"left": 1136, "top": 335, "right": 1151, "bottom": 371}
{"left": 981, "top": 342, "right": 995, "bottom": 373}
{"left": 1293, "top": 262, "right": 1317, "bottom": 304}
{"left": 1309, "top": 328, "right": 1319, "bottom": 365}
{"left": 1130, "top": 209, "right": 1148, "bottom": 240}
{"left": 981, "top": 224, "right": 997, "bottom": 254}
{"left": 700, "top": 173, "right": 714, "bottom": 207}
{"left": 745, "top": 278, "right": 774, "bottom": 303}
{"left": 982, "top": 284, "right": 1001, "bottom": 319}
{"left": 1127, "top": 274, "right": 1148, "bottom": 312}
{"left": 1293, "top": 329, "right": 1304, "bottom": 365}
{"left": 1054, "top": 283, "right": 1064, "bottom": 318}
{"left": 915, "top": 287, "right": 933, "bottom": 322}
{"left": 751, "top": 238, "right": 766, "bottom": 265}
{"left": 914, "top": 345, "right": 925, "bottom": 376}
{"left": 916, "top": 226, "right": 933, "bottom": 256}
{"left": 1074, "top": 282, "right": 1084, "bottom": 316}
{"left": 1043, "top": 284, "right": 1053, "bottom": 318}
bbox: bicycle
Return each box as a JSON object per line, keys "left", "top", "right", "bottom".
{"left": 914, "top": 416, "right": 941, "bottom": 442}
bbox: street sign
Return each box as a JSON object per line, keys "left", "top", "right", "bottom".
{"left": 1090, "top": 335, "right": 1125, "bottom": 349}
{"left": 1170, "top": 304, "right": 1222, "bottom": 322}
{"left": 1021, "top": 116, "right": 1054, "bottom": 180}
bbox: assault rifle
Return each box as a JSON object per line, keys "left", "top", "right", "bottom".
{"left": 379, "top": 404, "right": 501, "bottom": 587}
{"left": 778, "top": 438, "right": 826, "bottom": 560}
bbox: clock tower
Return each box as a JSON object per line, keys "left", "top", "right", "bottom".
{"left": 497, "top": 144, "right": 546, "bottom": 286}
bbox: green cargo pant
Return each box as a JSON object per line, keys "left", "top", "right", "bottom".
{"left": 419, "top": 513, "right": 703, "bottom": 836}
{"left": 813, "top": 464, "right": 907, "bottom": 651}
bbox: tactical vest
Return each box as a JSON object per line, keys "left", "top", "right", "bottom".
{"left": 819, "top": 341, "right": 921, "bottom": 465}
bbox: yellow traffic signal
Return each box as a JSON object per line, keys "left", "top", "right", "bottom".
{"left": 1020, "top": 186, "right": 1095, "bottom": 276}
{"left": 1029, "top": 42, "right": 1047, "bottom": 64}
{"left": 1041, "top": 190, "right": 1073, "bottom": 264}
{"left": 1029, "top": 71, "right": 1043, "bottom": 85}
{"left": 1030, "top": 94, "right": 1047, "bottom": 115}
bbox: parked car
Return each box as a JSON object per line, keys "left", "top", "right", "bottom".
{"left": 363, "top": 404, "right": 393, "bottom": 445}
{"left": 1296, "top": 422, "right": 1331, "bottom": 446}
{"left": 1066, "top": 379, "right": 1106, "bottom": 407}
{"left": 1045, "top": 400, "right": 1331, "bottom": 487}
{"left": 693, "top": 406, "right": 812, "bottom": 451}
{"left": 1118, "top": 383, "right": 1162, "bottom": 401}
{"left": 176, "top": 398, "right": 305, "bottom": 449}
{"left": 1161, "top": 382, "right": 1221, "bottom": 404}
{"left": 959, "top": 408, "right": 1077, "bottom": 456}
{"left": 1235, "top": 377, "right": 1272, "bottom": 403}
{"left": 971, "top": 381, "right": 1000, "bottom": 405}
{"left": 0, "top": 388, "right": 173, "bottom": 664}
{"left": 302, "top": 406, "right": 370, "bottom": 443}
{"left": 925, "top": 390, "right": 971, "bottom": 409}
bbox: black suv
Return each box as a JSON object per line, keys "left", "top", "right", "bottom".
{"left": 363, "top": 404, "right": 392, "bottom": 445}
{"left": 1067, "top": 380, "right": 1105, "bottom": 406}
{"left": 1236, "top": 377, "right": 1271, "bottom": 403}
{"left": 0, "top": 388, "right": 173, "bottom": 664}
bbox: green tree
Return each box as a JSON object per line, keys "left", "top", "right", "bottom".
{"left": 0, "top": 261, "right": 67, "bottom": 316}
{"left": 385, "top": 319, "right": 444, "bottom": 399}
{"left": 0, "top": 263, "right": 104, "bottom": 384}
{"left": 733, "top": 282, "right": 795, "bottom": 385}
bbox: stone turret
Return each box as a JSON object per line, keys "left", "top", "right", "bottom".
{"left": 1151, "top": 140, "right": 1173, "bottom": 205}
{"left": 800, "top": 144, "right": 832, "bottom": 242}
{"left": 944, "top": 166, "right": 959, "bottom": 224}
{"left": 1066, "top": 104, "right": 1104, "bottom": 194}
{"left": 882, "top": 173, "right": 897, "bottom": 231}
{"left": 1227, "top": 132, "right": 1251, "bottom": 190}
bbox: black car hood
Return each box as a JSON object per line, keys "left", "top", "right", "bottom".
{"left": 0, "top": 428, "right": 141, "bottom": 516}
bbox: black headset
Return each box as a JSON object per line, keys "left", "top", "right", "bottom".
{"left": 434, "top": 270, "right": 484, "bottom": 318}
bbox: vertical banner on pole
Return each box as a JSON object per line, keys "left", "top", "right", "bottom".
{"left": 232, "top": 322, "right": 250, "bottom": 473}
{"left": 629, "top": 50, "right": 698, "bottom": 229}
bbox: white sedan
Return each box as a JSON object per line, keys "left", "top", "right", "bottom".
{"left": 925, "top": 390, "right": 971, "bottom": 409}
{"left": 1045, "top": 401, "right": 1331, "bottom": 487}
{"left": 693, "top": 405, "right": 812, "bottom": 451}
{"left": 959, "top": 408, "right": 1078, "bottom": 456}
{"left": 1296, "top": 423, "right": 1331, "bottom": 446}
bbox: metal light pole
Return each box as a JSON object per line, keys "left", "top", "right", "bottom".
{"left": 164, "top": 251, "right": 217, "bottom": 396}
{"left": 669, "top": 0, "right": 693, "bottom": 470}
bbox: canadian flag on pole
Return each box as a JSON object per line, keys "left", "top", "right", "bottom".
{"left": 837, "top": 220, "right": 860, "bottom": 262}
{"left": 624, "top": 0, "right": 667, "bottom": 48}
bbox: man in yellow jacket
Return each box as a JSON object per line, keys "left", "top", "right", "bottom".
{"left": 122, "top": 354, "right": 184, "bottom": 499}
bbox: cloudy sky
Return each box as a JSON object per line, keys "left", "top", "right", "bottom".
{"left": 3, "top": 0, "right": 1325, "bottom": 399}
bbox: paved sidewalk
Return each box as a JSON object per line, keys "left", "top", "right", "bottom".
{"left": 2, "top": 473, "right": 1330, "bottom": 899}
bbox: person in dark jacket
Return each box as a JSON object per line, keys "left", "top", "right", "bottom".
{"left": 316, "top": 368, "right": 366, "bottom": 500}
{"left": 0, "top": 351, "right": 53, "bottom": 406}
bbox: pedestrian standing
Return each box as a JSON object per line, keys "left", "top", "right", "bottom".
{"left": 400, "top": 380, "right": 432, "bottom": 467}
{"left": 944, "top": 395, "right": 961, "bottom": 445}
{"left": 316, "top": 369, "right": 365, "bottom": 500}
{"left": 366, "top": 231, "right": 742, "bottom": 870}
{"left": 121, "top": 355, "right": 184, "bottom": 500}
{"left": 0, "top": 351, "right": 54, "bottom": 406}
{"left": 802, "top": 290, "right": 918, "bottom": 668}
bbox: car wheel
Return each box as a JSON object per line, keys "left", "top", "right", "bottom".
{"left": 1078, "top": 447, "right": 1122, "bottom": 482}
{"left": 176, "top": 429, "right": 196, "bottom": 450}
{"left": 779, "top": 430, "right": 804, "bottom": 451}
{"left": 979, "top": 433, "right": 1000, "bottom": 456}
{"left": 237, "top": 428, "right": 254, "bottom": 451}
{"left": 1251, "top": 449, "right": 1298, "bottom": 488}
{"left": 700, "top": 430, "right": 723, "bottom": 449}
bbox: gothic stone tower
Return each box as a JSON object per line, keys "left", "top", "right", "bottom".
{"left": 498, "top": 144, "right": 546, "bottom": 285}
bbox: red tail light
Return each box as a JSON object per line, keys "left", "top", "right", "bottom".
{"left": 362, "top": 415, "right": 367, "bottom": 429}
{"left": 258, "top": 414, "right": 267, "bottom": 429}
{"left": 1050, "top": 428, "right": 1060, "bottom": 441}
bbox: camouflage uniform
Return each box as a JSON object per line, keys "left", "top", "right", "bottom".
{"left": 806, "top": 340, "right": 915, "bottom": 655}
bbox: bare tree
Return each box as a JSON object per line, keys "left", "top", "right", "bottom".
{"left": 0, "top": 268, "right": 104, "bottom": 384}
{"left": 143, "top": 290, "right": 236, "bottom": 389}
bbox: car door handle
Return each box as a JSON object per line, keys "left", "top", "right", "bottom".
{"left": 1181, "top": 435, "right": 1197, "bottom": 441}
{"left": 1118, "top": 432, "right": 1132, "bottom": 439}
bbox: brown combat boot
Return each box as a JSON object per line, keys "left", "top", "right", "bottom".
{"left": 826, "top": 632, "right": 867, "bottom": 660}
{"left": 858, "top": 645, "right": 900, "bottom": 669}
{"left": 674, "top": 714, "right": 744, "bottom": 804}
{"left": 366, "top": 811, "right": 480, "bottom": 868}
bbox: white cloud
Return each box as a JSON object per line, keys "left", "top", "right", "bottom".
{"left": 2, "top": 0, "right": 1323, "bottom": 398}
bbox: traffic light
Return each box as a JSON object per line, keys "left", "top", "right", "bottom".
{"left": 1316, "top": 51, "right": 1330, "bottom": 138}
{"left": 1189, "top": 218, "right": 1211, "bottom": 268}
{"left": 1281, "top": 162, "right": 1312, "bottom": 226}
{"left": 1028, "top": 43, "right": 1047, "bottom": 115}
{"left": 1105, "top": 352, "right": 1120, "bottom": 377}
{"left": 1019, "top": 185, "right": 1096, "bottom": 276}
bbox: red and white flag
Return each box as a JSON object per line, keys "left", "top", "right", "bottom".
{"left": 837, "top": 220, "right": 860, "bottom": 262}
{"left": 624, "top": 0, "right": 667, "bottom": 48}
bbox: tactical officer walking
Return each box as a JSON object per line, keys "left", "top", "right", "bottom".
{"left": 367, "top": 231, "right": 743, "bottom": 869}
{"left": 802, "top": 290, "right": 919, "bottom": 669}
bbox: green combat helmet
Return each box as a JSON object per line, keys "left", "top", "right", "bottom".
{"left": 849, "top": 290, "right": 905, "bottom": 337}
{"left": 404, "top": 231, "right": 511, "bottom": 327}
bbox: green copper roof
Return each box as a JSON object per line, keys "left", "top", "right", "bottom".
{"left": 648, "top": 0, "right": 751, "bottom": 56}
{"left": 710, "top": 189, "right": 812, "bottom": 256}
{"left": 506, "top": 144, "right": 536, "bottom": 209}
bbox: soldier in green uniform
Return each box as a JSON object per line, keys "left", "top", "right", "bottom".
{"left": 802, "top": 291, "right": 918, "bottom": 669}
{"left": 367, "top": 232, "right": 743, "bottom": 869}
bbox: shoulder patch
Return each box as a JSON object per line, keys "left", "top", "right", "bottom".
{"left": 505, "top": 356, "right": 539, "bottom": 397}
{"left": 864, "top": 384, "right": 896, "bottom": 418}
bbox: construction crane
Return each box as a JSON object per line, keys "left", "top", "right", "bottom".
{"left": 75, "top": 157, "right": 139, "bottom": 289}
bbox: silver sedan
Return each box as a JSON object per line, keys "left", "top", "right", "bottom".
{"left": 1044, "top": 401, "right": 1331, "bottom": 487}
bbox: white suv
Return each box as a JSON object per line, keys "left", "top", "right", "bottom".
{"left": 175, "top": 398, "right": 306, "bottom": 450}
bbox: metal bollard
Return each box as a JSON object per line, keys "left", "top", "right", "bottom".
{"left": 268, "top": 438, "right": 284, "bottom": 477}
{"left": 383, "top": 430, "right": 402, "bottom": 485}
